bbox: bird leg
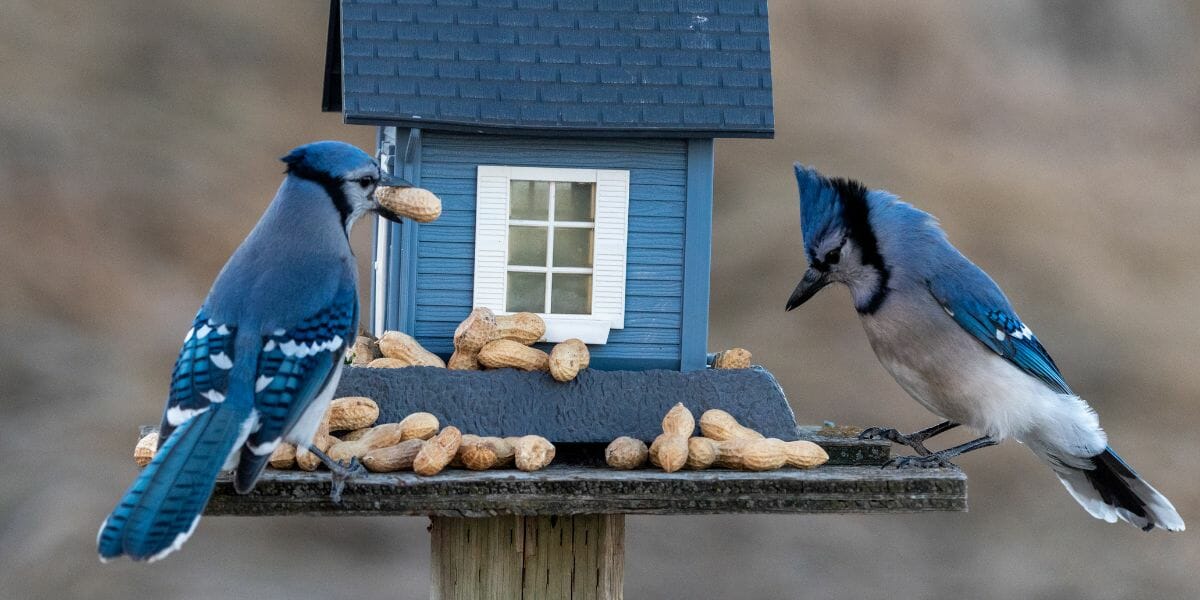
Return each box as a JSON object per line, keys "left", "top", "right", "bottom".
{"left": 859, "top": 421, "right": 960, "bottom": 456}
{"left": 884, "top": 435, "right": 998, "bottom": 469}
{"left": 307, "top": 445, "right": 366, "bottom": 504}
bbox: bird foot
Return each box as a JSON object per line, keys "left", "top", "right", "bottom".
{"left": 859, "top": 426, "right": 934, "bottom": 456}
{"left": 308, "top": 446, "right": 367, "bottom": 504}
{"left": 883, "top": 453, "right": 957, "bottom": 469}
{"left": 327, "top": 457, "right": 366, "bottom": 504}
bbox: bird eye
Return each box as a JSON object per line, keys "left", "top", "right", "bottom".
{"left": 824, "top": 247, "right": 841, "bottom": 265}
{"left": 357, "top": 177, "right": 376, "bottom": 188}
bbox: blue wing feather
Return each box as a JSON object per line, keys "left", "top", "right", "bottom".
{"left": 157, "top": 312, "right": 237, "bottom": 444}
{"left": 232, "top": 284, "right": 358, "bottom": 492}
{"left": 926, "top": 278, "right": 1072, "bottom": 395}
{"left": 99, "top": 310, "right": 250, "bottom": 562}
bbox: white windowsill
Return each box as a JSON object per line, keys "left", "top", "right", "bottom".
{"left": 497, "top": 313, "right": 613, "bottom": 345}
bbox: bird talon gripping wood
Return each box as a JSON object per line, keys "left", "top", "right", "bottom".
{"left": 788, "top": 164, "right": 1183, "bottom": 532}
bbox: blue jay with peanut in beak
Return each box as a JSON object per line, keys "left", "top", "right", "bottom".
{"left": 98, "top": 141, "right": 405, "bottom": 562}
{"left": 786, "top": 164, "right": 1183, "bottom": 532}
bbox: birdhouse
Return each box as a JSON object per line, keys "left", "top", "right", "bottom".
{"left": 324, "top": 0, "right": 774, "bottom": 372}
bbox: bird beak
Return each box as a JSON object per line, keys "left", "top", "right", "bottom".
{"left": 373, "top": 201, "right": 403, "bottom": 224}
{"left": 785, "top": 268, "right": 829, "bottom": 311}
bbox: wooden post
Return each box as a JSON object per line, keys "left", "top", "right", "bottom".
{"left": 430, "top": 514, "right": 625, "bottom": 600}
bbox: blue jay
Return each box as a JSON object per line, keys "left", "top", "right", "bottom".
{"left": 98, "top": 141, "right": 402, "bottom": 562}
{"left": 786, "top": 164, "right": 1184, "bottom": 532}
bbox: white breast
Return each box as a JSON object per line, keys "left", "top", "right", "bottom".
{"left": 860, "top": 297, "right": 1105, "bottom": 456}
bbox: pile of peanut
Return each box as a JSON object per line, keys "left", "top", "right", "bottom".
{"left": 133, "top": 396, "right": 555, "bottom": 475}
{"left": 605, "top": 404, "right": 829, "bottom": 472}
{"left": 350, "top": 308, "right": 592, "bottom": 383}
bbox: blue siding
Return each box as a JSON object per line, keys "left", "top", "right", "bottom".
{"left": 397, "top": 132, "right": 691, "bottom": 370}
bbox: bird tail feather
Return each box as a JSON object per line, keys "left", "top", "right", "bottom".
{"left": 97, "top": 402, "right": 252, "bottom": 562}
{"left": 1049, "top": 446, "right": 1184, "bottom": 532}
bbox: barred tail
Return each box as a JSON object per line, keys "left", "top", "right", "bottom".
{"left": 97, "top": 403, "right": 251, "bottom": 562}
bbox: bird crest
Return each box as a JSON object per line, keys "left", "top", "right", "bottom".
{"left": 281, "top": 140, "right": 377, "bottom": 182}
{"left": 793, "top": 164, "right": 870, "bottom": 261}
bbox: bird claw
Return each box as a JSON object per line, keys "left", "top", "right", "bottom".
{"left": 308, "top": 445, "right": 367, "bottom": 504}
{"left": 883, "top": 453, "right": 956, "bottom": 469}
{"left": 327, "top": 456, "right": 366, "bottom": 504}
{"left": 859, "top": 426, "right": 933, "bottom": 456}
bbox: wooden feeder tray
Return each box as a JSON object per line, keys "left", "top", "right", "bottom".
{"left": 140, "top": 369, "right": 968, "bottom": 599}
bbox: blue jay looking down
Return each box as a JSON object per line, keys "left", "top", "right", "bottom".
{"left": 786, "top": 164, "right": 1184, "bottom": 532}
{"left": 98, "top": 141, "right": 403, "bottom": 562}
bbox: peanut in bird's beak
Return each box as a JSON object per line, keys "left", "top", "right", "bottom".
{"left": 374, "top": 185, "right": 443, "bottom": 224}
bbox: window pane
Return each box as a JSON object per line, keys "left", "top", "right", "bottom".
{"left": 555, "top": 182, "right": 595, "bottom": 222}
{"left": 507, "top": 272, "right": 546, "bottom": 313}
{"left": 510, "top": 180, "right": 549, "bottom": 220}
{"left": 553, "top": 228, "right": 593, "bottom": 268}
{"left": 508, "top": 226, "right": 547, "bottom": 266}
{"left": 551, "top": 274, "right": 592, "bottom": 314}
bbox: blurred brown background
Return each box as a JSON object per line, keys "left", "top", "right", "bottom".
{"left": 2, "top": 1, "right": 1198, "bottom": 598}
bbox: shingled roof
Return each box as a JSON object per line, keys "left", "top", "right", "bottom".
{"left": 324, "top": 0, "right": 774, "bottom": 138}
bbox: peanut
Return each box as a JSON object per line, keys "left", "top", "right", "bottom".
{"left": 367, "top": 357, "right": 409, "bottom": 368}
{"left": 458, "top": 436, "right": 499, "bottom": 471}
{"left": 662, "top": 403, "right": 696, "bottom": 437}
{"left": 457, "top": 435, "right": 514, "bottom": 468}
{"left": 713, "top": 438, "right": 749, "bottom": 469}
{"left": 512, "top": 435, "right": 556, "bottom": 471}
{"left": 699, "top": 409, "right": 764, "bottom": 441}
{"left": 327, "top": 396, "right": 379, "bottom": 431}
{"left": 549, "top": 338, "right": 590, "bottom": 382}
{"left": 414, "top": 426, "right": 462, "bottom": 476}
{"left": 478, "top": 339, "right": 549, "bottom": 371}
{"left": 685, "top": 437, "right": 718, "bottom": 470}
{"left": 494, "top": 312, "right": 545, "bottom": 345}
{"left": 782, "top": 439, "right": 829, "bottom": 468}
{"left": 714, "top": 438, "right": 791, "bottom": 471}
{"left": 341, "top": 428, "right": 370, "bottom": 442}
{"left": 350, "top": 334, "right": 381, "bottom": 366}
{"left": 327, "top": 423, "right": 405, "bottom": 462}
{"left": 741, "top": 438, "right": 789, "bottom": 471}
{"left": 268, "top": 442, "right": 296, "bottom": 469}
{"left": 605, "top": 436, "right": 648, "bottom": 470}
{"left": 377, "top": 331, "right": 446, "bottom": 368}
{"left": 134, "top": 432, "right": 159, "bottom": 467}
{"left": 712, "top": 347, "right": 752, "bottom": 369}
{"left": 398, "top": 412, "right": 439, "bottom": 441}
{"left": 488, "top": 437, "right": 516, "bottom": 467}
{"left": 448, "top": 350, "right": 481, "bottom": 370}
{"left": 297, "top": 432, "right": 337, "bottom": 471}
{"left": 374, "top": 185, "right": 442, "bottom": 223}
{"left": 648, "top": 433, "right": 689, "bottom": 472}
{"left": 362, "top": 439, "right": 424, "bottom": 473}
{"left": 454, "top": 307, "right": 498, "bottom": 354}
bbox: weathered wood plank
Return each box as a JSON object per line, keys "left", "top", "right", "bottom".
{"left": 430, "top": 514, "right": 625, "bottom": 599}
{"left": 430, "top": 516, "right": 526, "bottom": 600}
{"left": 200, "top": 465, "right": 965, "bottom": 517}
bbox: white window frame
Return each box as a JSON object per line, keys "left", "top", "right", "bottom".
{"left": 474, "top": 165, "right": 629, "bottom": 344}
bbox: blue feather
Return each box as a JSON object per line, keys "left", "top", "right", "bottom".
{"left": 232, "top": 285, "right": 358, "bottom": 492}
{"left": 158, "top": 312, "right": 237, "bottom": 443}
{"left": 793, "top": 163, "right": 846, "bottom": 257}
{"left": 926, "top": 277, "right": 1072, "bottom": 395}
{"left": 98, "top": 399, "right": 252, "bottom": 562}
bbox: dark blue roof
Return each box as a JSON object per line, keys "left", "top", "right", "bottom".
{"left": 325, "top": 0, "right": 774, "bottom": 138}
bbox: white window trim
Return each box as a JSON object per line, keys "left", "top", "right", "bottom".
{"left": 474, "top": 165, "right": 630, "bottom": 345}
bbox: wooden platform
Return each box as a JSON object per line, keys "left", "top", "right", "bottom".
{"left": 206, "top": 464, "right": 965, "bottom": 516}
{"left": 156, "top": 426, "right": 966, "bottom": 517}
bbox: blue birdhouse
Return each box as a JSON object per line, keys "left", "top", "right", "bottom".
{"left": 324, "top": 0, "right": 773, "bottom": 374}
